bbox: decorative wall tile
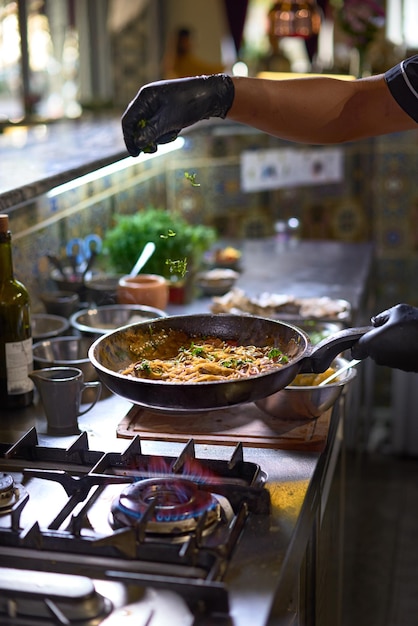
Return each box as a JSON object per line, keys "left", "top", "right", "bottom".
{"left": 6, "top": 121, "right": 418, "bottom": 315}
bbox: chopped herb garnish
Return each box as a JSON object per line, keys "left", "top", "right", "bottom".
{"left": 221, "top": 358, "right": 249, "bottom": 368}
{"left": 184, "top": 171, "right": 200, "bottom": 187}
{"left": 166, "top": 257, "right": 188, "bottom": 278}
{"left": 191, "top": 345, "right": 206, "bottom": 357}
{"left": 135, "top": 360, "right": 151, "bottom": 373}
{"left": 268, "top": 348, "right": 288, "bottom": 363}
{"left": 159, "top": 230, "right": 188, "bottom": 277}
{"left": 160, "top": 229, "right": 177, "bottom": 239}
{"left": 220, "top": 359, "right": 236, "bottom": 368}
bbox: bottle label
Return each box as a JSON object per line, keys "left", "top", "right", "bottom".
{"left": 5, "top": 338, "right": 34, "bottom": 395}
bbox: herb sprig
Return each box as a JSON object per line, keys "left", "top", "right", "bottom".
{"left": 184, "top": 171, "right": 200, "bottom": 187}
{"left": 165, "top": 257, "right": 188, "bottom": 278}
{"left": 159, "top": 230, "right": 188, "bottom": 277}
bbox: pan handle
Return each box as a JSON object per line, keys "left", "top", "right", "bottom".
{"left": 299, "top": 325, "right": 373, "bottom": 373}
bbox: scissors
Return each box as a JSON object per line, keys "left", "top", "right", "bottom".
{"left": 66, "top": 233, "right": 102, "bottom": 265}
{"left": 66, "top": 234, "right": 102, "bottom": 270}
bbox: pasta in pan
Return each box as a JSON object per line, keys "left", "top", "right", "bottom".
{"left": 121, "top": 328, "right": 290, "bottom": 383}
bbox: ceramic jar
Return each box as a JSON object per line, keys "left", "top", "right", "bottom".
{"left": 117, "top": 274, "right": 169, "bottom": 310}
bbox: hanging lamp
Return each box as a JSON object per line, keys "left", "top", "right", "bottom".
{"left": 268, "top": 1, "right": 322, "bottom": 39}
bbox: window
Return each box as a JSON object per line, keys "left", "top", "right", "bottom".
{"left": 0, "top": 0, "right": 80, "bottom": 123}
{"left": 386, "top": 0, "right": 418, "bottom": 49}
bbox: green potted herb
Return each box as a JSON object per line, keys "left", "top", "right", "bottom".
{"left": 103, "top": 207, "right": 217, "bottom": 288}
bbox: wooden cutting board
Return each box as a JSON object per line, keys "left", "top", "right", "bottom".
{"left": 116, "top": 403, "right": 332, "bottom": 451}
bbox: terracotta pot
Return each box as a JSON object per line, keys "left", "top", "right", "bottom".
{"left": 117, "top": 274, "right": 169, "bottom": 310}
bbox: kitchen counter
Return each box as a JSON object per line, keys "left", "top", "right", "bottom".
{"left": 0, "top": 380, "right": 344, "bottom": 625}
{"left": 0, "top": 100, "right": 376, "bottom": 622}
{"left": 0, "top": 238, "right": 374, "bottom": 624}
{"left": 0, "top": 116, "right": 127, "bottom": 210}
{"left": 168, "top": 238, "right": 375, "bottom": 323}
{"left": 0, "top": 116, "right": 213, "bottom": 211}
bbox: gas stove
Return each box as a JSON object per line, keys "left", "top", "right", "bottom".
{"left": 0, "top": 424, "right": 306, "bottom": 626}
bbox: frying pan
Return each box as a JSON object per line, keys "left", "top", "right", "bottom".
{"left": 88, "top": 313, "right": 371, "bottom": 413}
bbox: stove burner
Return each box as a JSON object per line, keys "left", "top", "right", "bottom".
{"left": 0, "top": 472, "right": 14, "bottom": 497}
{"left": 111, "top": 477, "right": 221, "bottom": 534}
{"left": 0, "top": 472, "right": 26, "bottom": 515}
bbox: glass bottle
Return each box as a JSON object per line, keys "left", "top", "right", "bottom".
{"left": 0, "top": 214, "right": 33, "bottom": 408}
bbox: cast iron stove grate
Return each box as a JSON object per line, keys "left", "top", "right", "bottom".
{"left": 0, "top": 428, "right": 270, "bottom": 617}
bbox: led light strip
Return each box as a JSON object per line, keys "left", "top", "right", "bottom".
{"left": 47, "top": 137, "right": 185, "bottom": 198}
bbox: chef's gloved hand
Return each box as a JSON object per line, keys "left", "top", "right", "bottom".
{"left": 121, "top": 74, "right": 235, "bottom": 157}
{"left": 351, "top": 303, "right": 418, "bottom": 372}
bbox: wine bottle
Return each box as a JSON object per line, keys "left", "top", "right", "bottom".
{"left": 0, "top": 214, "right": 34, "bottom": 408}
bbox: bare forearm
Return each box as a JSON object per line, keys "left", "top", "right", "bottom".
{"left": 121, "top": 57, "right": 418, "bottom": 156}
{"left": 228, "top": 75, "right": 417, "bottom": 144}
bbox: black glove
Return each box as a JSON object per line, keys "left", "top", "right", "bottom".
{"left": 351, "top": 303, "right": 418, "bottom": 372}
{"left": 121, "top": 74, "right": 235, "bottom": 157}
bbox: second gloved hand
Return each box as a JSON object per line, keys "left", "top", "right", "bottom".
{"left": 351, "top": 303, "right": 418, "bottom": 372}
{"left": 121, "top": 74, "right": 235, "bottom": 157}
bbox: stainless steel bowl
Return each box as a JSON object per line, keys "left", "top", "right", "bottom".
{"left": 40, "top": 290, "right": 80, "bottom": 317}
{"left": 84, "top": 273, "right": 123, "bottom": 306}
{"left": 70, "top": 304, "right": 166, "bottom": 337}
{"left": 286, "top": 320, "right": 343, "bottom": 344}
{"left": 31, "top": 313, "right": 70, "bottom": 341}
{"left": 255, "top": 356, "right": 357, "bottom": 420}
{"left": 32, "top": 336, "right": 97, "bottom": 381}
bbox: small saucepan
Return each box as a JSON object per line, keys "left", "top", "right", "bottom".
{"left": 88, "top": 313, "right": 372, "bottom": 413}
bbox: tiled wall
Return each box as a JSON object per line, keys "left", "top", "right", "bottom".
{"left": 8, "top": 122, "right": 418, "bottom": 315}
{"left": 9, "top": 153, "right": 169, "bottom": 312}
{"left": 373, "top": 131, "right": 418, "bottom": 309}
